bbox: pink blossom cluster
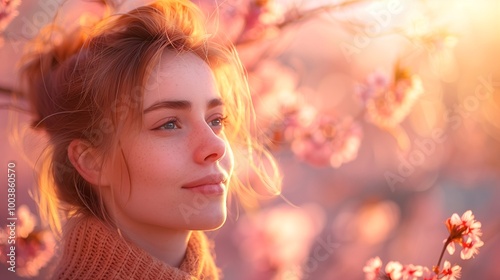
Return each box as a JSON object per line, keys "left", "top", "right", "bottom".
{"left": 247, "top": 59, "right": 364, "bottom": 168}
{"left": 264, "top": 104, "right": 363, "bottom": 168}
{"left": 444, "top": 210, "right": 484, "bottom": 260}
{"left": 363, "top": 210, "right": 483, "bottom": 280}
{"left": 0, "top": 0, "right": 21, "bottom": 30}
{"left": 358, "top": 67, "right": 423, "bottom": 129}
{"left": 237, "top": 0, "right": 285, "bottom": 43}
{"left": 0, "top": 205, "right": 55, "bottom": 277}
{"left": 234, "top": 204, "right": 325, "bottom": 278}
{"left": 364, "top": 257, "right": 461, "bottom": 280}
{"left": 289, "top": 113, "right": 363, "bottom": 168}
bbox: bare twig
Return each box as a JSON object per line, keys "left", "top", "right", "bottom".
{"left": 235, "top": 0, "right": 370, "bottom": 46}
{"left": 0, "top": 85, "right": 15, "bottom": 96}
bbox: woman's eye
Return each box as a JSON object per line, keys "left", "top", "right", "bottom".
{"left": 156, "top": 119, "right": 180, "bottom": 130}
{"left": 209, "top": 116, "right": 227, "bottom": 128}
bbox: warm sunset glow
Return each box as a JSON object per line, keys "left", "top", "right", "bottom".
{"left": 0, "top": 0, "right": 498, "bottom": 279}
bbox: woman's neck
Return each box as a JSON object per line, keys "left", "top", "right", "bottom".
{"left": 112, "top": 215, "right": 191, "bottom": 267}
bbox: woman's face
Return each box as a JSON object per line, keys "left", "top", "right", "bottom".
{"left": 103, "top": 51, "right": 234, "bottom": 232}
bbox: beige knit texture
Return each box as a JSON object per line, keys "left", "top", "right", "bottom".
{"left": 53, "top": 216, "right": 220, "bottom": 279}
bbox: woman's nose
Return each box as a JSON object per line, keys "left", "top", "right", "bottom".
{"left": 192, "top": 124, "right": 227, "bottom": 164}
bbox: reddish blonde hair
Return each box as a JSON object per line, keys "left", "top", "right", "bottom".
{"left": 19, "top": 0, "right": 281, "bottom": 234}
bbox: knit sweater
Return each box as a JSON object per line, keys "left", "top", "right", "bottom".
{"left": 53, "top": 216, "right": 220, "bottom": 279}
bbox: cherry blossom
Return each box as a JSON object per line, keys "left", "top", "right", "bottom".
{"left": 402, "top": 264, "right": 424, "bottom": 280}
{"left": 364, "top": 210, "right": 482, "bottom": 280}
{"left": 17, "top": 204, "right": 37, "bottom": 238}
{"left": 460, "top": 235, "right": 484, "bottom": 260}
{"left": 290, "top": 114, "right": 362, "bottom": 168}
{"left": 0, "top": 0, "right": 20, "bottom": 31}
{"left": 385, "top": 261, "right": 404, "bottom": 280}
{"left": 445, "top": 210, "right": 483, "bottom": 259}
{"left": 15, "top": 230, "right": 56, "bottom": 277}
{"left": 363, "top": 256, "right": 382, "bottom": 280}
{"left": 361, "top": 67, "right": 424, "bottom": 128}
{"left": 440, "top": 261, "right": 461, "bottom": 280}
{"left": 446, "top": 210, "right": 482, "bottom": 238}
{"left": 0, "top": 205, "right": 55, "bottom": 277}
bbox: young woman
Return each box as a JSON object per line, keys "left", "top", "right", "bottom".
{"left": 19, "top": 0, "right": 281, "bottom": 278}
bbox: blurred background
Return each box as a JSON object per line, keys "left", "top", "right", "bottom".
{"left": 1, "top": 0, "right": 499, "bottom": 279}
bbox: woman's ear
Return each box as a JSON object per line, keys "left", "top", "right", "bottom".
{"left": 68, "top": 139, "right": 109, "bottom": 187}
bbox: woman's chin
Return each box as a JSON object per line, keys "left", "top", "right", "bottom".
{"left": 188, "top": 208, "right": 227, "bottom": 231}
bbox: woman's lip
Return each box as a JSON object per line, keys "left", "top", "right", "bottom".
{"left": 183, "top": 184, "right": 225, "bottom": 195}
{"left": 182, "top": 174, "right": 227, "bottom": 188}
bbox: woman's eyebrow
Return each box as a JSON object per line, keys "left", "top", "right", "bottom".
{"left": 144, "top": 98, "right": 224, "bottom": 114}
{"left": 207, "top": 98, "right": 224, "bottom": 109}
{"left": 144, "top": 100, "right": 191, "bottom": 113}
